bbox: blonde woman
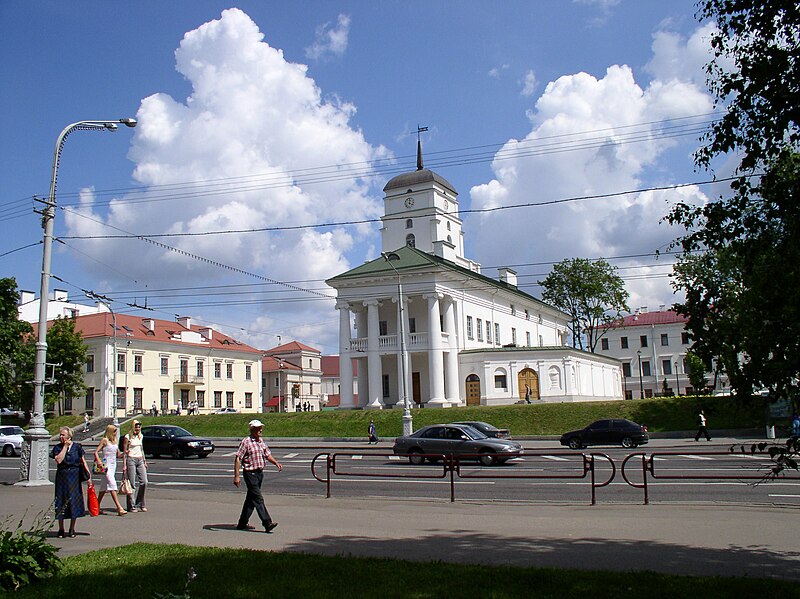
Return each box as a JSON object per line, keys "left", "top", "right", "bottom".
{"left": 122, "top": 420, "right": 149, "bottom": 512}
{"left": 93, "top": 424, "right": 126, "bottom": 516}
{"left": 52, "top": 426, "right": 91, "bottom": 537}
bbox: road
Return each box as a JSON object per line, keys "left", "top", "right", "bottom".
{"left": 4, "top": 438, "right": 798, "bottom": 506}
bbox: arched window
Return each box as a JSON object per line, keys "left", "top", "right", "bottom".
{"left": 406, "top": 219, "right": 413, "bottom": 229}
{"left": 447, "top": 221, "right": 451, "bottom": 230}
{"left": 447, "top": 235, "right": 452, "bottom": 243}
{"left": 406, "top": 234, "right": 415, "bottom": 248}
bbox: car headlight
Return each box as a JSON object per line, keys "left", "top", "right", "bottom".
{"left": 187, "top": 442, "right": 200, "bottom": 448}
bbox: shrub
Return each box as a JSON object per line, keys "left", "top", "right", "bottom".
{"left": 0, "top": 508, "right": 61, "bottom": 592}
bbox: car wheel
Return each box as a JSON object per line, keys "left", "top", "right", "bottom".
{"left": 1, "top": 445, "right": 13, "bottom": 457}
{"left": 408, "top": 449, "right": 425, "bottom": 465}
{"left": 568, "top": 438, "right": 583, "bottom": 450}
{"left": 171, "top": 446, "right": 185, "bottom": 459}
{"left": 621, "top": 437, "right": 634, "bottom": 448}
{"left": 479, "top": 450, "right": 496, "bottom": 466}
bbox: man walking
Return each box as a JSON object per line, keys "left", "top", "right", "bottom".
{"left": 233, "top": 419, "right": 282, "bottom": 533}
{"left": 694, "top": 409, "right": 711, "bottom": 441}
{"left": 368, "top": 419, "right": 378, "bottom": 444}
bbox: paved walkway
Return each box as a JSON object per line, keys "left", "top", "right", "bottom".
{"left": 2, "top": 481, "right": 799, "bottom": 581}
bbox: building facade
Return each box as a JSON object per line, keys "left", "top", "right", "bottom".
{"left": 326, "top": 148, "right": 624, "bottom": 408}
{"left": 261, "top": 341, "right": 324, "bottom": 413}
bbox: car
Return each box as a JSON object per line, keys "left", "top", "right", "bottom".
{"left": 141, "top": 425, "right": 215, "bottom": 459}
{"left": 450, "top": 421, "right": 511, "bottom": 439}
{"left": 560, "top": 419, "right": 649, "bottom": 449}
{"left": 211, "top": 407, "right": 238, "bottom": 414}
{"left": 0, "top": 407, "right": 23, "bottom": 419}
{"left": 392, "top": 423, "right": 524, "bottom": 466}
{"left": 0, "top": 425, "right": 25, "bottom": 457}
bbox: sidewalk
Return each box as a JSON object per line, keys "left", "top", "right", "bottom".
{"left": 1, "top": 483, "right": 798, "bottom": 581}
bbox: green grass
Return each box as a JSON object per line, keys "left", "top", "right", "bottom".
{"left": 114, "top": 395, "right": 771, "bottom": 439}
{"left": 13, "top": 543, "right": 799, "bottom": 598}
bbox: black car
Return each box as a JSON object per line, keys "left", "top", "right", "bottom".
{"left": 141, "top": 425, "right": 215, "bottom": 459}
{"left": 393, "top": 424, "right": 523, "bottom": 466}
{"left": 560, "top": 419, "right": 648, "bottom": 449}
{"left": 450, "top": 421, "right": 511, "bottom": 439}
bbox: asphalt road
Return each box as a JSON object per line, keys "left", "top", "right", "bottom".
{"left": 4, "top": 437, "right": 798, "bottom": 506}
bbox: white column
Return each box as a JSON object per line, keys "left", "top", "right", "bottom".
{"left": 425, "top": 293, "right": 447, "bottom": 407}
{"left": 364, "top": 299, "right": 384, "bottom": 409}
{"left": 443, "top": 297, "right": 461, "bottom": 406}
{"left": 336, "top": 301, "right": 355, "bottom": 409}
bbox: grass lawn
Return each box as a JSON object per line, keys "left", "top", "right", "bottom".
{"left": 105, "top": 395, "right": 770, "bottom": 439}
{"left": 14, "top": 543, "right": 799, "bottom": 598}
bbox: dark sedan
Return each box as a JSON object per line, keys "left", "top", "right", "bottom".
{"left": 450, "top": 421, "right": 511, "bottom": 439}
{"left": 560, "top": 419, "right": 649, "bottom": 449}
{"left": 393, "top": 424, "right": 523, "bottom": 466}
{"left": 141, "top": 425, "right": 215, "bottom": 459}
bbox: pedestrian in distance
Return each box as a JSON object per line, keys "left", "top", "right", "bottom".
{"left": 83, "top": 413, "right": 90, "bottom": 433}
{"left": 52, "top": 426, "right": 91, "bottom": 538}
{"left": 368, "top": 419, "right": 378, "bottom": 444}
{"left": 233, "top": 419, "right": 282, "bottom": 533}
{"left": 94, "top": 424, "right": 127, "bottom": 516}
{"left": 122, "top": 420, "right": 149, "bottom": 512}
{"left": 694, "top": 409, "right": 711, "bottom": 441}
{"left": 525, "top": 385, "right": 532, "bottom": 404}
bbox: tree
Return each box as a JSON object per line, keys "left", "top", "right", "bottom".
{"left": 44, "top": 317, "right": 87, "bottom": 414}
{"left": 685, "top": 352, "right": 709, "bottom": 395}
{"left": 539, "top": 258, "right": 630, "bottom": 352}
{"left": 668, "top": 1, "right": 800, "bottom": 400}
{"left": 0, "top": 278, "right": 34, "bottom": 410}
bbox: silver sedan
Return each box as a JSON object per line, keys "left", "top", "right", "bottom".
{"left": 392, "top": 424, "right": 523, "bottom": 466}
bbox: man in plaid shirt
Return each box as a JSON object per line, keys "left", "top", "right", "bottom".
{"left": 233, "top": 420, "right": 282, "bottom": 532}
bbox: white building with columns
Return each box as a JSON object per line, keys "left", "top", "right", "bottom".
{"left": 326, "top": 147, "right": 623, "bottom": 409}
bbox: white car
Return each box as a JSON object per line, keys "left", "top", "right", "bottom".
{"left": 0, "top": 425, "right": 24, "bottom": 457}
{"left": 0, "top": 407, "right": 23, "bottom": 418}
{"left": 211, "top": 408, "right": 238, "bottom": 414}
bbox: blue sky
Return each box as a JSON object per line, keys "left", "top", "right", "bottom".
{"left": 0, "top": 1, "right": 722, "bottom": 353}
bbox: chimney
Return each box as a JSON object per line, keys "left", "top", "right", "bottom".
{"left": 199, "top": 326, "right": 213, "bottom": 340}
{"left": 142, "top": 318, "right": 155, "bottom": 332}
{"left": 659, "top": 304, "right": 666, "bottom": 311}
{"left": 177, "top": 316, "right": 191, "bottom": 329}
{"left": 498, "top": 267, "right": 518, "bottom": 287}
{"left": 53, "top": 288, "right": 68, "bottom": 302}
{"left": 19, "top": 290, "right": 34, "bottom": 306}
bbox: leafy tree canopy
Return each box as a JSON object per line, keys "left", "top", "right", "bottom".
{"left": 45, "top": 317, "right": 87, "bottom": 411}
{"left": 539, "top": 258, "right": 629, "bottom": 353}
{"left": 0, "top": 278, "right": 34, "bottom": 409}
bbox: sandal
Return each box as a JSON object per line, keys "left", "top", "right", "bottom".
{"left": 139, "top": 507, "right": 147, "bottom": 512}
{"left": 57, "top": 531, "right": 65, "bottom": 538}
{"left": 117, "top": 510, "right": 127, "bottom": 516}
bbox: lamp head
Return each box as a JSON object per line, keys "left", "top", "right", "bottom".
{"left": 119, "top": 118, "right": 138, "bottom": 128}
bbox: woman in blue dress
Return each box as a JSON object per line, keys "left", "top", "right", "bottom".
{"left": 52, "top": 426, "right": 90, "bottom": 538}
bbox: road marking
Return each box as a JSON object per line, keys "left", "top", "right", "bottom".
{"left": 148, "top": 472, "right": 231, "bottom": 478}
{"left": 769, "top": 494, "right": 800, "bottom": 498}
{"left": 351, "top": 455, "right": 363, "bottom": 460}
{"left": 541, "top": 455, "right": 569, "bottom": 461}
{"left": 151, "top": 482, "right": 208, "bottom": 486}
{"left": 300, "top": 477, "right": 494, "bottom": 485}
{"left": 283, "top": 453, "right": 299, "bottom": 459}
{"left": 221, "top": 451, "right": 238, "bottom": 457}
{"left": 675, "top": 454, "right": 715, "bottom": 460}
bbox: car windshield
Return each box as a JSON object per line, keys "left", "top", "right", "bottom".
{"left": 459, "top": 426, "right": 488, "bottom": 440}
{"left": 167, "top": 427, "right": 193, "bottom": 437}
{"left": 1, "top": 427, "right": 23, "bottom": 435}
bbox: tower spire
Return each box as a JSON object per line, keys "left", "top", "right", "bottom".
{"left": 416, "top": 125, "right": 428, "bottom": 171}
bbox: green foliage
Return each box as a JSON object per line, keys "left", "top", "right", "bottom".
{"left": 45, "top": 317, "right": 88, "bottom": 413}
{"left": 685, "top": 352, "right": 708, "bottom": 395}
{"left": 0, "top": 277, "right": 35, "bottom": 410}
{"left": 539, "top": 258, "right": 629, "bottom": 352}
{"left": 0, "top": 509, "right": 61, "bottom": 592}
{"left": 11, "top": 542, "right": 800, "bottom": 599}
{"left": 730, "top": 436, "right": 800, "bottom": 481}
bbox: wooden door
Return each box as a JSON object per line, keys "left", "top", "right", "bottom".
{"left": 518, "top": 368, "right": 540, "bottom": 401}
{"left": 465, "top": 374, "right": 481, "bottom": 406}
{"left": 412, "top": 372, "right": 421, "bottom": 405}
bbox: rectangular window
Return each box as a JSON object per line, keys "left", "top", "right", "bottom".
{"left": 494, "top": 374, "right": 507, "bottom": 389}
{"left": 160, "top": 357, "right": 169, "bottom": 376}
{"left": 85, "top": 387, "right": 94, "bottom": 412}
{"left": 467, "top": 316, "right": 474, "bottom": 340}
{"left": 642, "top": 361, "right": 651, "bottom": 377}
{"left": 495, "top": 323, "right": 500, "bottom": 345}
{"left": 511, "top": 328, "right": 517, "bottom": 345}
{"left": 134, "top": 354, "right": 143, "bottom": 373}
{"left": 622, "top": 362, "right": 632, "bottom": 377}
{"left": 245, "top": 364, "right": 252, "bottom": 381}
{"left": 525, "top": 309, "right": 530, "bottom": 320}
{"left": 245, "top": 392, "right": 253, "bottom": 409}
{"left": 477, "top": 319, "right": 483, "bottom": 342}
{"left": 226, "top": 363, "right": 233, "bottom": 379}
{"left": 662, "top": 360, "right": 672, "bottom": 375}
{"left": 226, "top": 391, "right": 234, "bottom": 408}
{"left": 620, "top": 336, "right": 628, "bottom": 349}
{"left": 510, "top": 304, "right": 516, "bottom": 316}
{"left": 379, "top": 320, "right": 388, "bottom": 336}
{"left": 681, "top": 331, "right": 690, "bottom": 344}
{"left": 133, "top": 388, "right": 143, "bottom": 410}
{"left": 625, "top": 389, "right": 633, "bottom": 400}
{"left": 117, "top": 353, "right": 125, "bottom": 372}
{"left": 214, "top": 391, "right": 222, "bottom": 408}
{"left": 196, "top": 390, "right": 205, "bottom": 408}
{"left": 196, "top": 361, "right": 204, "bottom": 378}
{"left": 640, "top": 335, "right": 648, "bottom": 348}
{"left": 160, "top": 389, "right": 169, "bottom": 412}
{"left": 382, "top": 374, "right": 390, "bottom": 398}
{"left": 408, "top": 318, "right": 416, "bottom": 333}
{"left": 116, "top": 387, "right": 126, "bottom": 410}
{"left": 214, "top": 362, "right": 221, "bottom": 379}
{"left": 539, "top": 335, "right": 543, "bottom": 347}
{"left": 487, "top": 321, "right": 492, "bottom": 343}
{"left": 601, "top": 338, "right": 609, "bottom": 351}
{"left": 660, "top": 333, "right": 669, "bottom": 346}
{"left": 526, "top": 331, "right": 531, "bottom": 346}
{"left": 86, "top": 355, "right": 95, "bottom": 373}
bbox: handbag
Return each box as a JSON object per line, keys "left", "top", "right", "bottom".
{"left": 93, "top": 460, "right": 106, "bottom": 474}
{"left": 79, "top": 465, "right": 90, "bottom": 482}
{"left": 119, "top": 478, "right": 133, "bottom": 495}
{"left": 87, "top": 482, "right": 100, "bottom": 516}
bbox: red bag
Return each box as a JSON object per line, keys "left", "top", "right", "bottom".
{"left": 87, "top": 481, "right": 100, "bottom": 517}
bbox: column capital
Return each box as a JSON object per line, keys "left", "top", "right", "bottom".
{"left": 335, "top": 300, "right": 351, "bottom": 311}
{"left": 422, "top": 292, "right": 444, "bottom": 301}
{"left": 362, "top": 299, "right": 381, "bottom": 308}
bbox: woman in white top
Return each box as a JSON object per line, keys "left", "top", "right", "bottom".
{"left": 93, "top": 424, "right": 127, "bottom": 516}
{"left": 122, "top": 420, "right": 149, "bottom": 512}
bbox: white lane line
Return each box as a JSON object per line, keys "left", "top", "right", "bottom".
{"left": 151, "top": 482, "right": 209, "bottom": 486}
{"left": 769, "top": 494, "right": 800, "bottom": 498}
{"left": 351, "top": 455, "right": 363, "bottom": 460}
{"left": 221, "top": 451, "right": 238, "bottom": 457}
{"left": 541, "top": 455, "right": 569, "bottom": 461}
{"left": 676, "top": 454, "right": 715, "bottom": 460}
{"left": 148, "top": 472, "right": 231, "bottom": 478}
{"left": 283, "top": 453, "right": 299, "bottom": 459}
{"left": 300, "top": 477, "right": 494, "bottom": 485}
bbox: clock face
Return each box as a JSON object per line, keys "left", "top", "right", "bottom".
{"left": 404, "top": 197, "right": 414, "bottom": 208}
{"left": 443, "top": 199, "right": 449, "bottom": 209}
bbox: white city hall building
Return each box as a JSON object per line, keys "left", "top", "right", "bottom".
{"left": 326, "top": 148, "right": 623, "bottom": 409}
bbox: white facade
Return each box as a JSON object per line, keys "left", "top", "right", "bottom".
{"left": 326, "top": 154, "right": 624, "bottom": 408}
{"left": 18, "top": 289, "right": 103, "bottom": 323}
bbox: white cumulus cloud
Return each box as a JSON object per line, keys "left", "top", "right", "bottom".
{"left": 305, "top": 13, "right": 351, "bottom": 60}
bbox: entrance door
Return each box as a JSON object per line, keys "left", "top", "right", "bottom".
{"left": 465, "top": 374, "right": 481, "bottom": 406}
{"left": 412, "top": 372, "right": 421, "bottom": 405}
{"left": 518, "top": 368, "right": 540, "bottom": 401}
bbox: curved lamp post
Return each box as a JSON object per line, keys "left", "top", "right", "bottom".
{"left": 382, "top": 252, "right": 413, "bottom": 436}
{"left": 20, "top": 119, "right": 136, "bottom": 486}
{"left": 637, "top": 350, "right": 645, "bottom": 400}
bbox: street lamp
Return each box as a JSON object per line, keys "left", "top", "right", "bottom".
{"left": 21, "top": 118, "right": 136, "bottom": 486}
{"left": 637, "top": 350, "right": 644, "bottom": 399}
{"left": 674, "top": 361, "right": 680, "bottom": 397}
{"left": 382, "top": 252, "right": 413, "bottom": 436}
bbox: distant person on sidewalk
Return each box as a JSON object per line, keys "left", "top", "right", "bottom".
{"left": 123, "top": 420, "right": 149, "bottom": 512}
{"left": 83, "top": 413, "right": 90, "bottom": 433}
{"left": 694, "top": 410, "right": 711, "bottom": 441}
{"left": 151, "top": 401, "right": 158, "bottom": 417}
{"left": 52, "top": 426, "right": 91, "bottom": 538}
{"left": 233, "top": 419, "right": 282, "bottom": 533}
{"left": 368, "top": 419, "right": 378, "bottom": 444}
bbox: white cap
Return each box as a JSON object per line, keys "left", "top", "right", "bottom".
{"left": 248, "top": 419, "right": 264, "bottom": 429}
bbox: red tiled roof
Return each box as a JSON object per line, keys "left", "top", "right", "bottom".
{"left": 261, "top": 356, "right": 302, "bottom": 372}
{"left": 264, "top": 340, "right": 320, "bottom": 355}
{"left": 615, "top": 310, "right": 688, "bottom": 328}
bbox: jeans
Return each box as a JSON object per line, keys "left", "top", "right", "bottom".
{"left": 238, "top": 469, "right": 272, "bottom": 528}
{"left": 124, "top": 456, "right": 148, "bottom": 510}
